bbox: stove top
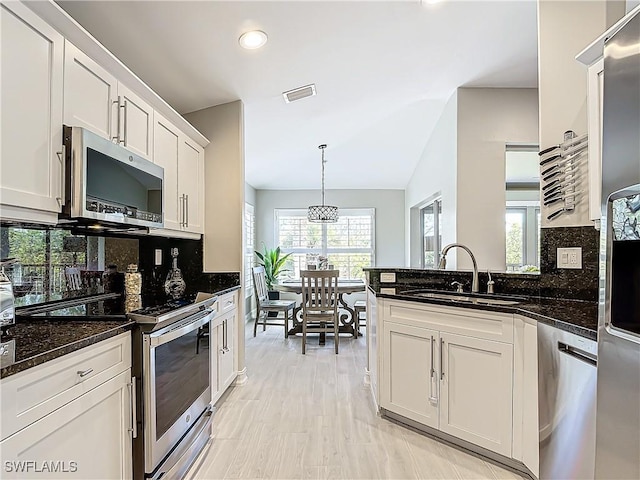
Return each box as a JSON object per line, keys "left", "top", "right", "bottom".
{"left": 127, "top": 293, "right": 217, "bottom": 325}
{"left": 130, "top": 298, "right": 192, "bottom": 317}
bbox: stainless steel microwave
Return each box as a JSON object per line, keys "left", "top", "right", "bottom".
{"left": 61, "top": 126, "right": 163, "bottom": 229}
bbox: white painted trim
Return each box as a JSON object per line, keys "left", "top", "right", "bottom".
{"left": 233, "top": 367, "right": 248, "bottom": 386}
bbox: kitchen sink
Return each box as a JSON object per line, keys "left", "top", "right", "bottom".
{"left": 407, "top": 291, "right": 523, "bottom": 306}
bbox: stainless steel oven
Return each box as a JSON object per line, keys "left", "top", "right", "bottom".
{"left": 130, "top": 295, "right": 216, "bottom": 480}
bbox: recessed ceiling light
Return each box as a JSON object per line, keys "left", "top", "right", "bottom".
{"left": 239, "top": 30, "right": 268, "bottom": 50}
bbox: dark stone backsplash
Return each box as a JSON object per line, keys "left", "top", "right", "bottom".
{"left": 366, "top": 226, "right": 600, "bottom": 301}
{"left": 138, "top": 236, "right": 240, "bottom": 305}
{"left": 538, "top": 226, "right": 600, "bottom": 301}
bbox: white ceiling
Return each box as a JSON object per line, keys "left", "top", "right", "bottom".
{"left": 57, "top": 0, "right": 539, "bottom": 190}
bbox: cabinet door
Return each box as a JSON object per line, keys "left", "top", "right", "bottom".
{"left": 153, "top": 114, "right": 180, "bottom": 230}
{"left": 0, "top": 370, "right": 133, "bottom": 479}
{"left": 587, "top": 58, "right": 604, "bottom": 225}
{"left": 210, "top": 322, "right": 220, "bottom": 403}
{"left": 0, "top": 2, "right": 64, "bottom": 214}
{"left": 118, "top": 83, "right": 153, "bottom": 160}
{"left": 381, "top": 321, "right": 439, "bottom": 429}
{"left": 218, "top": 312, "right": 236, "bottom": 393}
{"left": 63, "top": 41, "right": 118, "bottom": 140}
{"left": 178, "top": 137, "right": 204, "bottom": 234}
{"left": 439, "top": 332, "right": 513, "bottom": 457}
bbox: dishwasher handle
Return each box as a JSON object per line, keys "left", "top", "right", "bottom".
{"left": 558, "top": 341, "right": 597, "bottom": 367}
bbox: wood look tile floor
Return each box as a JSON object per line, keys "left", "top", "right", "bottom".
{"left": 192, "top": 322, "right": 527, "bottom": 480}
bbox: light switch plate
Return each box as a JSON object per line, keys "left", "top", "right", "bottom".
{"left": 557, "top": 247, "right": 582, "bottom": 269}
{"left": 380, "top": 272, "right": 396, "bottom": 283}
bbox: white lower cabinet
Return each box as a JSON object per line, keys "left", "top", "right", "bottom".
{"left": 379, "top": 299, "right": 518, "bottom": 459}
{"left": 211, "top": 292, "right": 238, "bottom": 404}
{"left": 217, "top": 310, "right": 236, "bottom": 392}
{"left": 439, "top": 332, "right": 513, "bottom": 457}
{"left": 1, "top": 370, "right": 132, "bottom": 479}
{"left": 0, "top": 333, "right": 133, "bottom": 479}
{"left": 382, "top": 322, "right": 439, "bottom": 429}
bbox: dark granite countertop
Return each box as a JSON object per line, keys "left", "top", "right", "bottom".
{"left": 369, "top": 285, "right": 598, "bottom": 340}
{"left": 1, "top": 317, "right": 135, "bottom": 379}
{"left": 1, "top": 285, "right": 240, "bottom": 379}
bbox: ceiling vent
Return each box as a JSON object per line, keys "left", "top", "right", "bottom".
{"left": 282, "top": 84, "right": 316, "bottom": 103}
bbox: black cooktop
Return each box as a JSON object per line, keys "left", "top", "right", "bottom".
{"left": 129, "top": 298, "right": 192, "bottom": 317}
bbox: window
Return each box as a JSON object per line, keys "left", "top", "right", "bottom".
{"left": 244, "top": 203, "right": 256, "bottom": 298}
{"left": 505, "top": 205, "right": 540, "bottom": 271}
{"left": 505, "top": 145, "right": 540, "bottom": 272}
{"left": 275, "top": 208, "right": 375, "bottom": 279}
{"left": 421, "top": 199, "right": 442, "bottom": 268}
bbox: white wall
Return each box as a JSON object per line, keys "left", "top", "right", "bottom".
{"left": 245, "top": 183, "right": 256, "bottom": 207}
{"left": 255, "top": 189, "right": 405, "bottom": 267}
{"left": 537, "top": 0, "right": 623, "bottom": 227}
{"left": 185, "top": 100, "right": 245, "bottom": 272}
{"left": 405, "top": 92, "right": 458, "bottom": 268}
{"left": 456, "top": 88, "right": 539, "bottom": 271}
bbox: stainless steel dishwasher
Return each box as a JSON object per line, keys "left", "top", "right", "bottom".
{"left": 538, "top": 322, "right": 598, "bottom": 480}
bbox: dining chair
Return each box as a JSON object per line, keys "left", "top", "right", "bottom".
{"left": 300, "top": 269, "right": 340, "bottom": 354}
{"left": 64, "top": 266, "right": 82, "bottom": 291}
{"left": 252, "top": 266, "right": 296, "bottom": 337}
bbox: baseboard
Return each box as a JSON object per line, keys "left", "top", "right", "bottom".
{"left": 234, "top": 367, "right": 248, "bottom": 386}
{"left": 381, "top": 409, "right": 536, "bottom": 480}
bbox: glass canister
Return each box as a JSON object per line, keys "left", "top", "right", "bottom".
{"left": 124, "top": 264, "right": 142, "bottom": 313}
{"left": 125, "top": 264, "right": 142, "bottom": 295}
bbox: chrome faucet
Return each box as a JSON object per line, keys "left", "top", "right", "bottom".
{"left": 438, "top": 243, "right": 479, "bottom": 293}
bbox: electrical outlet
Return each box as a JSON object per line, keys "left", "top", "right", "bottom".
{"left": 557, "top": 247, "right": 582, "bottom": 269}
{"left": 155, "top": 249, "right": 163, "bottom": 266}
{"left": 380, "top": 272, "right": 396, "bottom": 283}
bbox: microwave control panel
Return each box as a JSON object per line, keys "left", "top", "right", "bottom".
{"left": 86, "top": 198, "right": 161, "bottom": 224}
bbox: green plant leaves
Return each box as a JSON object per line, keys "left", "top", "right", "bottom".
{"left": 254, "top": 244, "right": 292, "bottom": 291}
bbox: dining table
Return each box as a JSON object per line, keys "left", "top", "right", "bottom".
{"left": 275, "top": 278, "right": 366, "bottom": 340}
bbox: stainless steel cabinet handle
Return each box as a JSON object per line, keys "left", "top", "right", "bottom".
{"left": 185, "top": 194, "right": 189, "bottom": 227}
{"left": 429, "top": 335, "right": 437, "bottom": 403}
{"left": 121, "top": 99, "right": 128, "bottom": 145}
{"left": 56, "top": 144, "right": 66, "bottom": 206}
{"left": 112, "top": 96, "right": 121, "bottom": 142}
{"left": 440, "top": 338, "right": 445, "bottom": 380}
{"left": 118, "top": 98, "right": 127, "bottom": 147}
{"left": 77, "top": 368, "right": 93, "bottom": 378}
{"left": 128, "top": 376, "right": 138, "bottom": 438}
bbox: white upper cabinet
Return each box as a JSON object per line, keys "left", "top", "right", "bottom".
{"left": 63, "top": 41, "right": 117, "bottom": 140}
{"left": 153, "top": 114, "right": 181, "bottom": 231}
{"left": 64, "top": 42, "right": 154, "bottom": 160}
{"left": 152, "top": 113, "right": 204, "bottom": 236}
{"left": 0, "top": 1, "right": 64, "bottom": 220}
{"left": 116, "top": 83, "right": 154, "bottom": 160}
{"left": 178, "top": 137, "right": 204, "bottom": 234}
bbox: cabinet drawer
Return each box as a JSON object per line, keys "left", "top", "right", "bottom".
{"left": 218, "top": 291, "right": 237, "bottom": 315}
{"left": 1, "top": 332, "right": 131, "bottom": 441}
{"left": 384, "top": 300, "right": 513, "bottom": 344}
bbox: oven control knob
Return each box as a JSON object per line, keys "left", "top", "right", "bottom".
{"left": 186, "top": 414, "right": 191, "bottom": 424}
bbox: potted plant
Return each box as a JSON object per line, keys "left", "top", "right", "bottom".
{"left": 254, "top": 245, "right": 292, "bottom": 298}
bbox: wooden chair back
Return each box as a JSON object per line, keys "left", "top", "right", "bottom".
{"left": 300, "top": 269, "right": 339, "bottom": 315}
{"left": 65, "top": 266, "right": 82, "bottom": 291}
{"left": 252, "top": 265, "right": 269, "bottom": 303}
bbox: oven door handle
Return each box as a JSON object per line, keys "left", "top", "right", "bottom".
{"left": 149, "top": 310, "right": 212, "bottom": 347}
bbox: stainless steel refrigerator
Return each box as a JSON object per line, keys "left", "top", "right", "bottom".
{"left": 595, "top": 8, "right": 640, "bottom": 480}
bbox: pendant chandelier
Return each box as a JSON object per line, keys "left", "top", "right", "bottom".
{"left": 308, "top": 144, "right": 339, "bottom": 223}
